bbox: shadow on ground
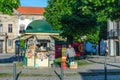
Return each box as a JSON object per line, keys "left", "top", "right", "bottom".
{"left": 78, "top": 69, "right": 120, "bottom": 80}
{"left": 0, "top": 55, "right": 23, "bottom": 63}
{"left": 88, "top": 59, "right": 120, "bottom": 68}
{"left": 54, "top": 70, "right": 61, "bottom": 80}
{"left": 16, "top": 71, "right": 22, "bottom": 80}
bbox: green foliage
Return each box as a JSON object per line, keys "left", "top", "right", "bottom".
{"left": 55, "top": 57, "right": 92, "bottom": 66}
{"left": 77, "top": 60, "right": 92, "bottom": 66}
{"left": 80, "top": 0, "right": 120, "bottom": 21}
{"left": 20, "top": 39, "right": 25, "bottom": 48}
{"left": 99, "top": 21, "right": 107, "bottom": 40}
{"left": 44, "top": 0, "right": 97, "bottom": 38}
{"left": 44, "top": 0, "right": 119, "bottom": 44}
{"left": 0, "top": 73, "right": 12, "bottom": 77}
{"left": 44, "top": 0, "right": 73, "bottom": 30}
{"left": 0, "top": 0, "right": 20, "bottom": 15}
{"left": 16, "top": 62, "right": 24, "bottom": 67}
{"left": 86, "top": 28, "right": 100, "bottom": 44}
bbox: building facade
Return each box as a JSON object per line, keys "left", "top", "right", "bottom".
{"left": 17, "top": 6, "right": 45, "bottom": 34}
{"left": 0, "top": 6, "right": 45, "bottom": 54}
{"left": 107, "top": 20, "right": 120, "bottom": 56}
{"left": 0, "top": 13, "right": 18, "bottom": 53}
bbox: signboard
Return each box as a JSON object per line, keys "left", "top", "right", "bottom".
{"left": 55, "top": 42, "right": 84, "bottom": 58}
{"left": 55, "top": 44, "right": 62, "bottom": 58}
{"left": 73, "top": 42, "right": 84, "bottom": 56}
{"left": 0, "top": 36, "right": 4, "bottom": 40}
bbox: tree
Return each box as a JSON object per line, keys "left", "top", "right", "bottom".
{"left": 44, "top": 0, "right": 120, "bottom": 44}
{"left": 0, "top": 0, "right": 20, "bottom": 15}
{"left": 78, "top": 0, "right": 119, "bottom": 40}
{"left": 44, "top": 0, "right": 73, "bottom": 30}
{"left": 44, "top": 0, "right": 98, "bottom": 44}
{"left": 86, "top": 27, "right": 100, "bottom": 44}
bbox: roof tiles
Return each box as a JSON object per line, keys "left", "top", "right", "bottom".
{"left": 17, "top": 6, "right": 45, "bottom": 15}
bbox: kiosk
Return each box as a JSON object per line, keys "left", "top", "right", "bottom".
{"left": 25, "top": 35, "right": 52, "bottom": 67}
{"left": 22, "top": 20, "right": 61, "bottom": 68}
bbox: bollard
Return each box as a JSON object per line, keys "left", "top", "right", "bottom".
{"left": 61, "top": 63, "right": 64, "bottom": 80}
{"left": 104, "top": 52, "right": 107, "bottom": 80}
{"left": 13, "top": 62, "right": 17, "bottom": 80}
{"left": 62, "top": 56, "right": 67, "bottom": 69}
{"left": 52, "top": 60, "right": 56, "bottom": 69}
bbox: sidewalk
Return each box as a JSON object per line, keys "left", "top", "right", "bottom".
{"left": 1, "top": 56, "right": 120, "bottom": 80}
{"left": 1, "top": 56, "right": 120, "bottom": 74}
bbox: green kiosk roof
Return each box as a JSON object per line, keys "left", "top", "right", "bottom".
{"left": 26, "top": 20, "right": 61, "bottom": 33}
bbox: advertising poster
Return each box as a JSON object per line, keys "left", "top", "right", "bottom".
{"left": 73, "top": 42, "right": 84, "bottom": 56}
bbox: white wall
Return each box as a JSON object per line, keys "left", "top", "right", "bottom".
{"left": 18, "top": 19, "right": 32, "bottom": 35}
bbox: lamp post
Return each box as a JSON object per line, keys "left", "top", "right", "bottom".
{"left": 23, "top": 42, "right": 27, "bottom": 66}
{"left": 16, "top": 36, "right": 20, "bottom": 62}
{"left": 104, "top": 51, "right": 107, "bottom": 80}
{"left": 5, "top": 33, "right": 8, "bottom": 54}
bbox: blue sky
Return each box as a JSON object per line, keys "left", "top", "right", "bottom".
{"left": 20, "top": 0, "right": 48, "bottom": 7}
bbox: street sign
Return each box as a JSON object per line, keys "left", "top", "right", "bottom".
{"left": 16, "top": 40, "right": 20, "bottom": 46}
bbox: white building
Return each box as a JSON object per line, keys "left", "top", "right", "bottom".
{"left": 0, "top": 6, "right": 45, "bottom": 54}
{"left": 107, "top": 20, "right": 120, "bottom": 56}
{"left": 17, "top": 6, "right": 45, "bottom": 35}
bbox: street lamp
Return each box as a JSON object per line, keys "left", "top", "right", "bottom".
{"left": 16, "top": 36, "right": 20, "bottom": 62}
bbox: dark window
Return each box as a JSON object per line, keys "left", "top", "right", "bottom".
{"left": 20, "top": 26, "right": 24, "bottom": 31}
{"left": 20, "top": 17, "right": 24, "bottom": 20}
{"left": 8, "top": 39, "right": 12, "bottom": 46}
{"left": 32, "top": 16, "right": 34, "bottom": 20}
{"left": 19, "top": 24, "right": 25, "bottom": 33}
{"left": 0, "top": 24, "right": 2, "bottom": 32}
{"left": 8, "top": 24, "right": 12, "bottom": 33}
{"left": 116, "top": 21, "right": 119, "bottom": 36}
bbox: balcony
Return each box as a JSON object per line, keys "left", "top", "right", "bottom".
{"left": 108, "top": 29, "right": 120, "bottom": 39}
{"left": 0, "top": 32, "right": 7, "bottom": 40}
{"left": 0, "top": 32, "right": 6, "bottom": 36}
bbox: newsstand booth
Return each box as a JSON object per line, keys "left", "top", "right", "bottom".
{"left": 22, "top": 20, "right": 61, "bottom": 68}
{"left": 24, "top": 35, "right": 54, "bottom": 67}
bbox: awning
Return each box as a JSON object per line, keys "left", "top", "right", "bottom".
{"left": 12, "top": 34, "right": 36, "bottom": 40}
{"left": 36, "top": 35, "right": 49, "bottom": 40}
{"left": 50, "top": 35, "right": 66, "bottom": 41}
{"left": 20, "top": 35, "right": 34, "bottom": 40}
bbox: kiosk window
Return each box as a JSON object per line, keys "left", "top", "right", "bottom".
{"left": 36, "top": 40, "right": 50, "bottom": 51}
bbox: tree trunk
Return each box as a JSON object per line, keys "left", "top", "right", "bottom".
{"left": 67, "top": 35, "right": 73, "bottom": 45}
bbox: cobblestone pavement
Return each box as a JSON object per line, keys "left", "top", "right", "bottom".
{"left": 1, "top": 55, "right": 120, "bottom": 80}
{"left": 1, "top": 74, "right": 120, "bottom": 80}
